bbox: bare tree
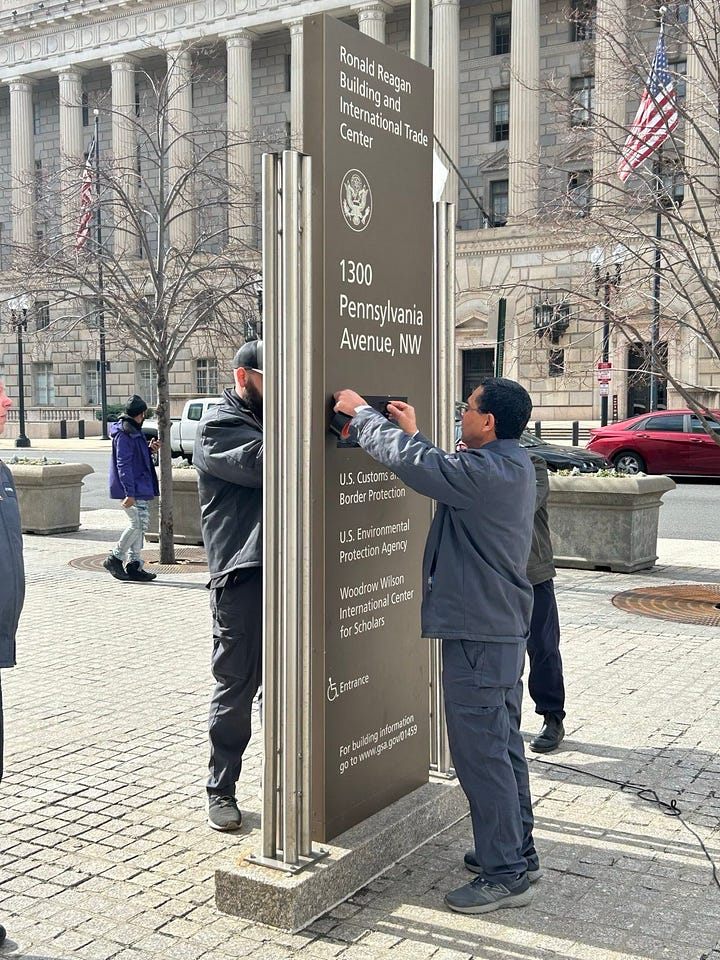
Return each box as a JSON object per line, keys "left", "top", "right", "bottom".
{"left": 5, "top": 47, "right": 271, "bottom": 562}
{"left": 531, "top": 0, "right": 720, "bottom": 437}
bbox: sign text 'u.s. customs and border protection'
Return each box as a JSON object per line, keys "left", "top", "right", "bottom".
{"left": 304, "top": 14, "right": 434, "bottom": 841}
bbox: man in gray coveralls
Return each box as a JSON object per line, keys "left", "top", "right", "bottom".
{"left": 334, "top": 377, "right": 538, "bottom": 915}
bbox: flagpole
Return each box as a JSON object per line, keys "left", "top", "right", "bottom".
{"left": 649, "top": 6, "right": 667, "bottom": 413}
{"left": 93, "top": 109, "right": 109, "bottom": 440}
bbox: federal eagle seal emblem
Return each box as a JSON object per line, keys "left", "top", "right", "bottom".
{"left": 341, "top": 169, "right": 372, "bottom": 232}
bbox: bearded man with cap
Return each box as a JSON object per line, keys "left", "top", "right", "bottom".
{"left": 194, "top": 340, "right": 263, "bottom": 831}
{"left": 104, "top": 394, "right": 160, "bottom": 583}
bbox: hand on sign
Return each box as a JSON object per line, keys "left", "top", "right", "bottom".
{"left": 333, "top": 389, "right": 368, "bottom": 416}
{"left": 387, "top": 400, "right": 417, "bottom": 436}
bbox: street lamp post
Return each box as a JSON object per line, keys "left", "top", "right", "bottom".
{"left": 590, "top": 245, "right": 627, "bottom": 427}
{"left": 8, "top": 295, "right": 31, "bottom": 448}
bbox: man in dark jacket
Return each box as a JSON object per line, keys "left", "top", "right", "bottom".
{"left": 194, "top": 340, "right": 263, "bottom": 831}
{"left": 0, "top": 379, "right": 23, "bottom": 946}
{"left": 104, "top": 395, "right": 160, "bottom": 583}
{"left": 334, "top": 377, "right": 538, "bottom": 915}
{"left": 526, "top": 455, "right": 566, "bottom": 753}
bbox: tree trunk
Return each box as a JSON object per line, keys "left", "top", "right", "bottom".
{"left": 156, "top": 357, "right": 176, "bottom": 564}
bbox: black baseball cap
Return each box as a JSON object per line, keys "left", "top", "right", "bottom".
{"left": 233, "top": 339, "right": 263, "bottom": 373}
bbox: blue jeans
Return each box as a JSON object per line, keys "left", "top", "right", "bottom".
{"left": 112, "top": 500, "right": 150, "bottom": 566}
{"left": 442, "top": 638, "right": 536, "bottom": 883}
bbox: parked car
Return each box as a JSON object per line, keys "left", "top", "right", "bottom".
{"left": 454, "top": 411, "right": 608, "bottom": 472}
{"left": 143, "top": 397, "right": 221, "bottom": 462}
{"left": 587, "top": 409, "right": 720, "bottom": 476}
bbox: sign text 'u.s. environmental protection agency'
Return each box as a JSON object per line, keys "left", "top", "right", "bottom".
{"left": 304, "top": 14, "right": 434, "bottom": 841}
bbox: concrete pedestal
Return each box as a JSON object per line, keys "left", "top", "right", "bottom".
{"left": 215, "top": 778, "right": 465, "bottom": 932}
{"left": 8, "top": 461, "right": 94, "bottom": 534}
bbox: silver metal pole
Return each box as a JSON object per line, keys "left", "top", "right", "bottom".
{"left": 281, "top": 150, "right": 301, "bottom": 864}
{"left": 261, "top": 153, "right": 281, "bottom": 861}
{"left": 410, "top": 0, "right": 430, "bottom": 66}
{"left": 430, "top": 201, "right": 455, "bottom": 778}
{"left": 299, "top": 153, "right": 313, "bottom": 857}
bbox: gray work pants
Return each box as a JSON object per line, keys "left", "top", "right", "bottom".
{"left": 442, "top": 638, "right": 536, "bottom": 883}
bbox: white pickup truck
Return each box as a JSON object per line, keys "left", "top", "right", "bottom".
{"left": 142, "top": 396, "right": 221, "bottom": 462}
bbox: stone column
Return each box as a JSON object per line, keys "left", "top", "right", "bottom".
{"left": 108, "top": 56, "right": 138, "bottom": 257}
{"left": 353, "top": 1, "right": 391, "bottom": 43}
{"left": 684, "top": 2, "right": 719, "bottom": 205}
{"left": 166, "top": 45, "right": 194, "bottom": 249}
{"left": 285, "top": 18, "right": 304, "bottom": 149}
{"left": 593, "top": 0, "right": 628, "bottom": 207}
{"left": 508, "top": 0, "right": 539, "bottom": 218}
{"left": 7, "top": 77, "right": 36, "bottom": 249}
{"left": 225, "top": 31, "right": 256, "bottom": 246}
{"left": 432, "top": 0, "right": 460, "bottom": 207}
{"left": 54, "top": 67, "right": 85, "bottom": 240}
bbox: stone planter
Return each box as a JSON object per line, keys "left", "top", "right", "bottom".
{"left": 146, "top": 468, "right": 203, "bottom": 545}
{"left": 548, "top": 474, "right": 676, "bottom": 573}
{"left": 7, "top": 462, "right": 94, "bottom": 534}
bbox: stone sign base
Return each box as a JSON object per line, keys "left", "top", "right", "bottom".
{"left": 215, "top": 778, "right": 466, "bottom": 932}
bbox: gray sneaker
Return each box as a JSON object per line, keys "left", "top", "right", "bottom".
{"left": 208, "top": 795, "right": 242, "bottom": 831}
{"left": 445, "top": 874, "right": 534, "bottom": 914}
{"left": 464, "top": 850, "right": 542, "bottom": 883}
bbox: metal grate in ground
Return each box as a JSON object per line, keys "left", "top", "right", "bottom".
{"left": 612, "top": 583, "right": 720, "bottom": 627}
{"left": 69, "top": 547, "right": 208, "bottom": 575}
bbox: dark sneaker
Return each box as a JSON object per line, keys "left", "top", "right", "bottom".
{"left": 0, "top": 923, "right": 6, "bottom": 945}
{"left": 208, "top": 795, "right": 242, "bottom": 832}
{"left": 103, "top": 555, "right": 130, "bottom": 581}
{"left": 125, "top": 561, "right": 157, "bottom": 583}
{"left": 464, "top": 850, "right": 542, "bottom": 883}
{"left": 530, "top": 714, "right": 565, "bottom": 753}
{"left": 445, "top": 874, "right": 533, "bottom": 914}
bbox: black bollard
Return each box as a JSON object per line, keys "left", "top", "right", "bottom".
{"left": 534, "top": 420, "right": 542, "bottom": 439}
{"left": 78, "top": 419, "right": 85, "bottom": 440}
{"left": 59, "top": 419, "right": 67, "bottom": 440}
{"left": 572, "top": 420, "right": 579, "bottom": 446}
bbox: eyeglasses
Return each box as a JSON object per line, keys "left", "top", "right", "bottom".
{"left": 457, "top": 401, "right": 483, "bottom": 414}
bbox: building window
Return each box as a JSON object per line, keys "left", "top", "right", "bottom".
{"left": 567, "top": 169, "right": 592, "bottom": 213}
{"left": 83, "top": 362, "right": 100, "bottom": 405}
{"left": 33, "top": 102, "right": 40, "bottom": 136}
{"left": 195, "top": 358, "right": 219, "bottom": 395}
{"left": 670, "top": 60, "right": 687, "bottom": 98}
{"left": 135, "top": 85, "right": 141, "bottom": 117}
{"left": 82, "top": 91, "right": 89, "bottom": 127}
{"left": 570, "top": 0, "right": 596, "bottom": 41}
{"left": 284, "top": 54, "right": 292, "bottom": 93}
{"left": 35, "top": 300, "right": 50, "bottom": 331}
{"left": 492, "top": 13, "right": 511, "bottom": 56}
{"left": 548, "top": 349, "right": 565, "bottom": 377}
{"left": 570, "top": 76, "right": 595, "bottom": 127}
{"left": 660, "top": 159, "right": 685, "bottom": 206}
{"left": 492, "top": 88, "right": 510, "bottom": 142}
{"left": 136, "top": 359, "right": 157, "bottom": 406}
{"left": 33, "top": 363, "right": 55, "bottom": 405}
{"left": 490, "top": 179, "right": 509, "bottom": 226}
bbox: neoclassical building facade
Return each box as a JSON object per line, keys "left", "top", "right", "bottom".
{"left": 0, "top": 0, "right": 716, "bottom": 433}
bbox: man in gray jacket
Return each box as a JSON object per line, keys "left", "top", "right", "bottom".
{"left": 334, "top": 377, "right": 538, "bottom": 915}
{"left": 0, "top": 378, "right": 23, "bottom": 946}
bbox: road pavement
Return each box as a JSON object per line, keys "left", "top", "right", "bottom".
{"left": 0, "top": 510, "right": 718, "bottom": 959}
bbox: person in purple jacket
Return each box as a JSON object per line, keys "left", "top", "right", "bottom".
{"left": 104, "top": 394, "right": 160, "bottom": 583}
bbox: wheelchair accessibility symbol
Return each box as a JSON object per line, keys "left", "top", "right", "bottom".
{"left": 326, "top": 677, "right": 339, "bottom": 702}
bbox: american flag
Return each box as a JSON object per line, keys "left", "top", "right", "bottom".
{"left": 618, "top": 29, "right": 679, "bottom": 182}
{"left": 74, "top": 135, "right": 96, "bottom": 253}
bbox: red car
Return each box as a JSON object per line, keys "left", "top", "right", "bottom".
{"left": 587, "top": 409, "right": 720, "bottom": 476}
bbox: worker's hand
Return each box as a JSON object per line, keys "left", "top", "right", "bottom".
{"left": 122, "top": 496, "right": 135, "bottom": 509}
{"left": 149, "top": 438, "right": 161, "bottom": 453}
{"left": 386, "top": 400, "right": 417, "bottom": 436}
{"left": 333, "top": 389, "right": 368, "bottom": 416}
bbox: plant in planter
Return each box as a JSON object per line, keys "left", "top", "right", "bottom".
{"left": 547, "top": 470, "right": 676, "bottom": 573}
{"left": 146, "top": 461, "right": 203, "bottom": 546}
{"left": 5, "top": 456, "right": 94, "bottom": 535}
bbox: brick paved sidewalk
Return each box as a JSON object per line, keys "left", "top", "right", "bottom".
{"left": 0, "top": 513, "right": 718, "bottom": 960}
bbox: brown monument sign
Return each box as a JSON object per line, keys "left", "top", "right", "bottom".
{"left": 304, "top": 14, "right": 434, "bottom": 840}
